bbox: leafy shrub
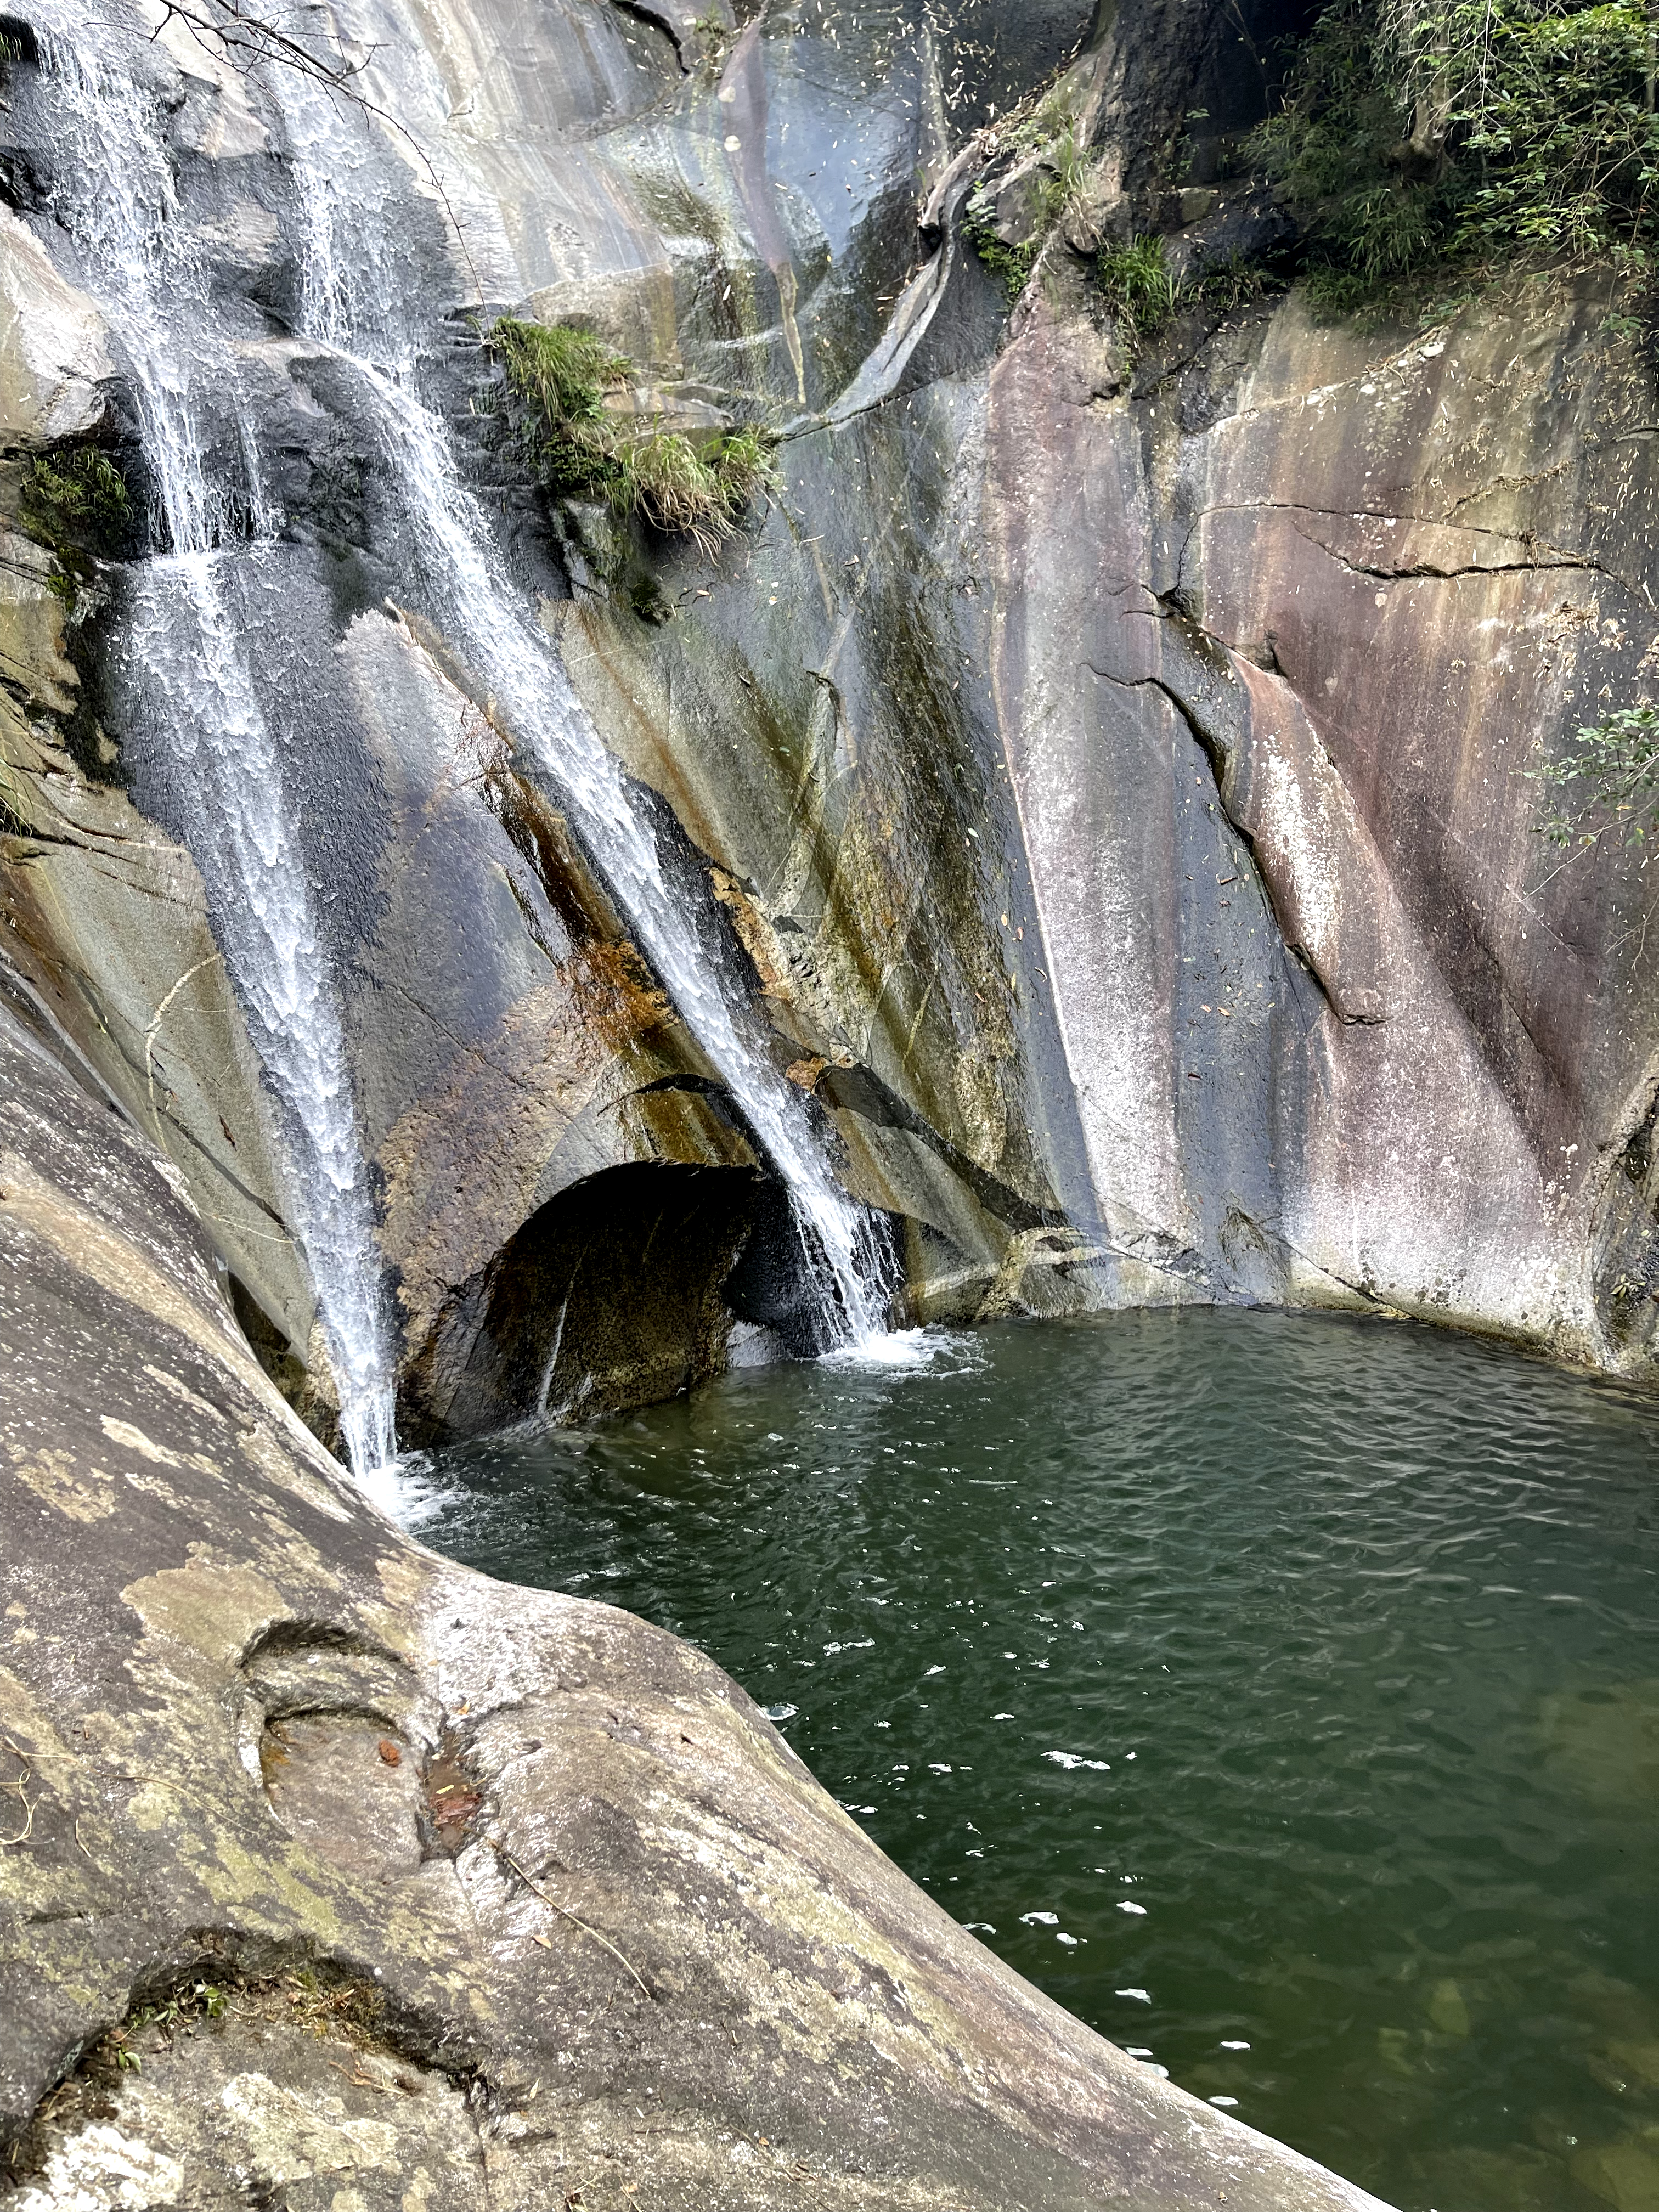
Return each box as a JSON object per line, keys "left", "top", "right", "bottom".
{"left": 1533, "top": 702, "right": 1659, "bottom": 847}
{"left": 1254, "top": 0, "right": 1659, "bottom": 317}
{"left": 485, "top": 315, "right": 776, "bottom": 558}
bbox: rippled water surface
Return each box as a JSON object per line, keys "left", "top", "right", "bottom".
{"left": 423, "top": 1308, "right": 1659, "bottom": 2212}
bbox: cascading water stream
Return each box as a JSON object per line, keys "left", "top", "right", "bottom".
{"left": 274, "top": 71, "right": 898, "bottom": 1354}
{"left": 34, "top": 29, "right": 402, "bottom": 1493}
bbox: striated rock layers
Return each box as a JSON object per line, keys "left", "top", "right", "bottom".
{"left": 0, "top": 997, "right": 1393, "bottom": 2207}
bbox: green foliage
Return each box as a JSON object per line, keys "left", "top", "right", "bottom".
{"left": 703, "top": 424, "right": 774, "bottom": 509}
{"left": 1093, "top": 235, "right": 1284, "bottom": 346}
{"left": 1533, "top": 702, "right": 1659, "bottom": 847}
{"left": 963, "top": 181, "right": 1043, "bottom": 295}
{"left": 21, "top": 445, "right": 131, "bottom": 561}
{"left": 1253, "top": 0, "right": 1659, "bottom": 317}
{"left": 962, "top": 95, "right": 1086, "bottom": 299}
{"left": 1097, "top": 234, "right": 1183, "bottom": 336}
{"left": 105, "top": 1982, "right": 228, "bottom": 2075}
{"left": 1009, "top": 88, "right": 1079, "bottom": 157}
{"left": 690, "top": 9, "right": 727, "bottom": 54}
{"left": 486, "top": 315, "right": 776, "bottom": 559}
{"left": 488, "top": 318, "right": 628, "bottom": 427}
{"left": 1197, "top": 250, "right": 1284, "bottom": 315}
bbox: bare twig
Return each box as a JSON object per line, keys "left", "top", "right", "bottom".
{"left": 138, "top": 0, "right": 483, "bottom": 306}
{"left": 494, "top": 1843, "right": 653, "bottom": 1999}
{"left": 1, "top": 1746, "right": 34, "bottom": 1847}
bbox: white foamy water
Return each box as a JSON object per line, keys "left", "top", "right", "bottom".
{"left": 35, "top": 26, "right": 399, "bottom": 1484}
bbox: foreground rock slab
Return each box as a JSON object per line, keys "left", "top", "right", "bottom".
{"left": 0, "top": 997, "right": 1391, "bottom": 2212}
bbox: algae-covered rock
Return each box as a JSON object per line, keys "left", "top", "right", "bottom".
{"left": 1540, "top": 1682, "right": 1659, "bottom": 1811}
{"left": 7, "top": 0, "right": 1659, "bottom": 1440}
{"left": 1575, "top": 2134, "right": 1659, "bottom": 2212}
{"left": 1425, "top": 1979, "right": 1471, "bottom": 2040}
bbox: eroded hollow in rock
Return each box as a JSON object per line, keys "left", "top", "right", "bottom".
{"left": 241, "top": 1623, "right": 445, "bottom": 1878}
{"left": 399, "top": 1160, "right": 843, "bottom": 1446}
{"left": 259, "top": 1716, "right": 426, "bottom": 1881}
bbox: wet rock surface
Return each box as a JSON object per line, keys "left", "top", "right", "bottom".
{"left": 0, "top": 0, "right": 1650, "bottom": 2201}
{"left": 0, "top": 0, "right": 1638, "bottom": 1456}
{"left": 0, "top": 1001, "right": 1393, "bottom": 2210}
{"left": 1, "top": 0, "right": 1651, "bottom": 1424}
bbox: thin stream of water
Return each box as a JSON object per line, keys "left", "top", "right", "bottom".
{"left": 273, "top": 65, "right": 896, "bottom": 1356}
{"left": 35, "top": 27, "right": 400, "bottom": 1490}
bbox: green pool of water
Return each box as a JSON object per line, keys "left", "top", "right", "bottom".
{"left": 420, "top": 1307, "right": 1659, "bottom": 2212}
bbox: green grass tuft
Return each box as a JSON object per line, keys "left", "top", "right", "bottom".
{"left": 1097, "top": 234, "right": 1183, "bottom": 337}
{"left": 21, "top": 445, "right": 131, "bottom": 560}
{"left": 486, "top": 315, "right": 776, "bottom": 560}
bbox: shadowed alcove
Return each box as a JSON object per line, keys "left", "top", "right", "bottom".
{"left": 397, "top": 1162, "right": 837, "bottom": 1446}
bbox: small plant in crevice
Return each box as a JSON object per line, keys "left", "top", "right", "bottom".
{"left": 484, "top": 315, "right": 778, "bottom": 560}
{"left": 627, "top": 571, "right": 672, "bottom": 624}
{"left": 1533, "top": 701, "right": 1659, "bottom": 850}
{"left": 961, "top": 86, "right": 1088, "bottom": 300}
{"left": 1096, "top": 233, "right": 1183, "bottom": 338}
{"left": 962, "top": 180, "right": 1043, "bottom": 296}
{"left": 1196, "top": 251, "right": 1286, "bottom": 317}
{"left": 1093, "top": 235, "right": 1285, "bottom": 349}
{"left": 106, "top": 1981, "right": 229, "bottom": 2074}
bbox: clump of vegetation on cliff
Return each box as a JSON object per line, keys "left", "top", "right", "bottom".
{"left": 1095, "top": 235, "right": 1184, "bottom": 335}
{"left": 962, "top": 88, "right": 1087, "bottom": 297}
{"left": 19, "top": 444, "right": 133, "bottom": 607}
{"left": 22, "top": 445, "right": 131, "bottom": 555}
{"left": 485, "top": 317, "right": 776, "bottom": 557}
{"left": 1255, "top": 0, "right": 1659, "bottom": 316}
{"left": 1534, "top": 702, "right": 1659, "bottom": 849}
{"left": 1091, "top": 235, "right": 1280, "bottom": 347}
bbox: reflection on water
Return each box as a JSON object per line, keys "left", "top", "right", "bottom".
{"left": 423, "top": 1307, "right": 1659, "bottom": 2212}
{"left": 1540, "top": 1681, "right": 1659, "bottom": 1813}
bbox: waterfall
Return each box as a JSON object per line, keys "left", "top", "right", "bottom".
{"left": 34, "top": 29, "right": 401, "bottom": 1493}
{"left": 273, "top": 68, "right": 897, "bottom": 1352}
{"left": 32, "top": 0, "right": 899, "bottom": 1462}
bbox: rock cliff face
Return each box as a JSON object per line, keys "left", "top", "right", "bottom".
{"left": 4, "top": 0, "right": 1656, "bottom": 1439}
{"left": 986, "top": 269, "right": 1659, "bottom": 1362}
